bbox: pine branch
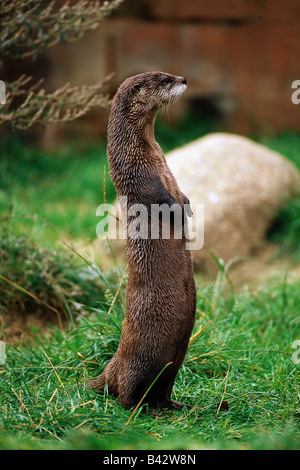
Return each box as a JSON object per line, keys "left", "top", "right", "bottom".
{"left": 1, "top": 0, "right": 123, "bottom": 59}
{"left": 0, "top": 0, "right": 123, "bottom": 129}
{"left": 0, "top": 73, "right": 114, "bottom": 129}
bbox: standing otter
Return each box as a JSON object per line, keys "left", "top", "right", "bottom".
{"left": 89, "top": 72, "right": 196, "bottom": 410}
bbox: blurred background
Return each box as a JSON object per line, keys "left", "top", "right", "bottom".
{"left": 51, "top": 0, "right": 300, "bottom": 136}
{"left": 3, "top": 0, "right": 300, "bottom": 145}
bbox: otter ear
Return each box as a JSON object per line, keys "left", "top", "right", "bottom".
{"left": 132, "top": 83, "right": 142, "bottom": 92}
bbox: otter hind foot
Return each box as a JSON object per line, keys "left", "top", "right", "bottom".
{"left": 85, "top": 375, "right": 106, "bottom": 392}
{"left": 148, "top": 399, "right": 185, "bottom": 410}
{"left": 168, "top": 400, "right": 184, "bottom": 410}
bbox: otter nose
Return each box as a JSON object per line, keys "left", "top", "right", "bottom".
{"left": 181, "top": 77, "right": 187, "bottom": 85}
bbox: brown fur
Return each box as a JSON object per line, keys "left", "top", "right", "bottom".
{"left": 89, "top": 72, "right": 196, "bottom": 410}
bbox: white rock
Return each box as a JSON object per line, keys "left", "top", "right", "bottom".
{"left": 167, "top": 133, "right": 300, "bottom": 271}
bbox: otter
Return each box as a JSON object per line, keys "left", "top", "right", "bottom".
{"left": 89, "top": 72, "right": 196, "bottom": 410}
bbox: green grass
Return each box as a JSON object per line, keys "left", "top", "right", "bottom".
{"left": 0, "top": 215, "right": 114, "bottom": 327}
{"left": 0, "top": 271, "right": 299, "bottom": 450}
{"left": 258, "top": 131, "right": 300, "bottom": 260}
{"left": 267, "top": 197, "right": 300, "bottom": 260}
{"left": 0, "top": 136, "right": 116, "bottom": 245}
{"left": 0, "top": 117, "right": 300, "bottom": 450}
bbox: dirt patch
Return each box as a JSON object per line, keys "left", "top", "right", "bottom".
{"left": 0, "top": 304, "right": 67, "bottom": 344}
{"left": 229, "top": 242, "right": 300, "bottom": 291}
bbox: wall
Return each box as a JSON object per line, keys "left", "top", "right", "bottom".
{"left": 44, "top": 0, "right": 300, "bottom": 138}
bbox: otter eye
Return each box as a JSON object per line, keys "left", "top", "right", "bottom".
{"left": 162, "top": 77, "right": 171, "bottom": 84}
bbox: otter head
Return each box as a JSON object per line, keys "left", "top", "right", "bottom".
{"left": 114, "top": 72, "right": 187, "bottom": 127}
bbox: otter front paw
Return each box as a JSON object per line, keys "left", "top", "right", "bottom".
{"left": 181, "top": 193, "right": 193, "bottom": 217}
